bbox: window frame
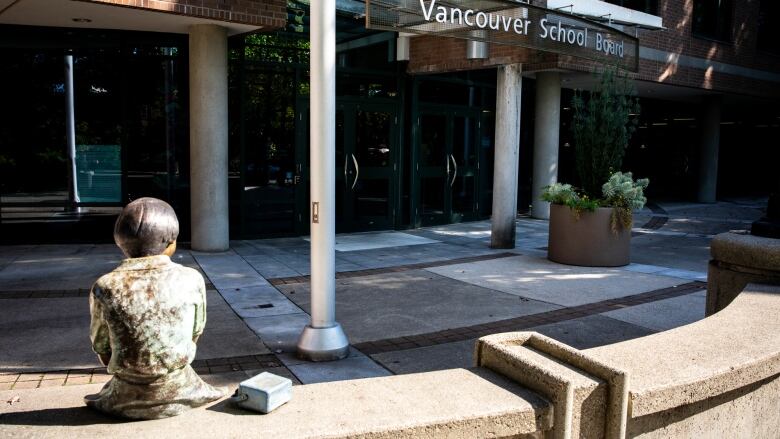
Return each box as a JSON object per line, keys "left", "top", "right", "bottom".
{"left": 691, "top": 0, "right": 735, "bottom": 43}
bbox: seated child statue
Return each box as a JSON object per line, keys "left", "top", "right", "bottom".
{"left": 85, "top": 197, "right": 224, "bottom": 419}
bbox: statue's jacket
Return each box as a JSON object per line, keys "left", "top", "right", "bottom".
{"left": 86, "top": 255, "right": 223, "bottom": 419}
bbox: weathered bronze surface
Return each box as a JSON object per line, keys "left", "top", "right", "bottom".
{"left": 85, "top": 198, "right": 224, "bottom": 419}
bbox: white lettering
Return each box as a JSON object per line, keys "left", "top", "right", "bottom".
{"left": 476, "top": 11, "right": 488, "bottom": 28}
{"left": 502, "top": 15, "right": 513, "bottom": 32}
{"left": 435, "top": 6, "right": 447, "bottom": 23}
{"left": 450, "top": 7, "right": 462, "bottom": 25}
{"left": 540, "top": 18, "right": 549, "bottom": 39}
{"left": 420, "top": 0, "right": 436, "bottom": 21}
{"left": 488, "top": 13, "right": 500, "bottom": 30}
{"left": 464, "top": 10, "right": 474, "bottom": 26}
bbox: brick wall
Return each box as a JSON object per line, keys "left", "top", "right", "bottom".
{"left": 407, "top": 0, "right": 780, "bottom": 98}
{"left": 79, "top": 0, "right": 287, "bottom": 29}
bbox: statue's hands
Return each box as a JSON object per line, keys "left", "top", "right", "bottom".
{"left": 98, "top": 352, "right": 111, "bottom": 366}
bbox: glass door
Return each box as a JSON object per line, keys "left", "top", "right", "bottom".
{"left": 347, "top": 103, "right": 397, "bottom": 231}
{"left": 415, "top": 107, "right": 483, "bottom": 226}
{"left": 296, "top": 99, "right": 399, "bottom": 233}
{"left": 450, "top": 111, "right": 481, "bottom": 222}
{"left": 417, "top": 112, "right": 450, "bottom": 225}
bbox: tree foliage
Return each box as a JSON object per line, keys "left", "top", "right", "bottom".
{"left": 571, "top": 66, "right": 640, "bottom": 197}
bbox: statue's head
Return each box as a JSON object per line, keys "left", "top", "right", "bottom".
{"left": 114, "top": 197, "right": 179, "bottom": 259}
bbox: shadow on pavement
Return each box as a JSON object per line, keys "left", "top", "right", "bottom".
{"left": 0, "top": 406, "right": 119, "bottom": 426}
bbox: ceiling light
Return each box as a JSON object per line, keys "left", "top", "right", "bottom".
{"left": 72, "top": 18, "right": 92, "bottom": 23}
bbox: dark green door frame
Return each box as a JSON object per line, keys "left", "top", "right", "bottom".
{"left": 411, "top": 103, "right": 484, "bottom": 228}
{"left": 295, "top": 97, "right": 401, "bottom": 234}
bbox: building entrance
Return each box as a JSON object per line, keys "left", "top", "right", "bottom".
{"left": 415, "top": 106, "right": 485, "bottom": 226}
{"left": 296, "top": 99, "right": 400, "bottom": 233}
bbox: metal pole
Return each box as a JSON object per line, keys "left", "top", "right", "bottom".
{"left": 65, "top": 54, "right": 80, "bottom": 212}
{"left": 297, "top": 0, "right": 350, "bottom": 361}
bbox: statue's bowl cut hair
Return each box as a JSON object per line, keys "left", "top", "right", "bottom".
{"left": 114, "top": 197, "right": 180, "bottom": 258}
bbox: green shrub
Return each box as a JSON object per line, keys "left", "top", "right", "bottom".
{"left": 602, "top": 171, "right": 649, "bottom": 231}
{"left": 541, "top": 183, "right": 600, "bottom": 217}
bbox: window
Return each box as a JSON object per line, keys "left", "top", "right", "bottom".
{"left": 603, "top": 0, "right": 658, "bottom": 15}
{"left": 692, "top": 0, "right": 733, "bottom": 42}
{"left": 758, "top": 1, "right": 779, "bottom": 54}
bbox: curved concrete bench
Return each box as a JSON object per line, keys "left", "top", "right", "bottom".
{"left": 0, "top": 367, "right": 552, "bottom": 438}
{"left": 707, "top": 232, "right": 780, "bottom": 314}
{"left": 3, "top": 285, "right": 779, "bottom": 438}
{"left": 476, "top": 283, "right": 780, "bottom": 439}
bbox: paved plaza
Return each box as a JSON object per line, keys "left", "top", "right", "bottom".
{"left": 0, "top": 199, "right": 766, "bottom": 422}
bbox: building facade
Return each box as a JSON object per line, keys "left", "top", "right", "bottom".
{"left": 1, "top": 0, "right": 778, "bottom": 246}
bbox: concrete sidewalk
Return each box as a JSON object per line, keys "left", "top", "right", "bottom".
{"left": 0, "top": 200, "right": 762, "bottom": 402}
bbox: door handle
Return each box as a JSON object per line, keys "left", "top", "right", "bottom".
{"left": 450, "top": 154, "right": 458, "bottom": 187}
{"left": 446, "top": 155, "right": 450, "bottom": 178}
{"left": 351, "top": 153, "right": 359, "bottom": 190}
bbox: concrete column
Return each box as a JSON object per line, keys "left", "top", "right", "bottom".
{"left": 397, "top": 33, "right": 411, "bottom": 61}
{"left": 297, "top": 0, "right": 350, "bottom": 362}
{"left": 530, "top": 72, "right": 561, "bottom": 220}
{"left": 189, "top": 24, "right": 229, "bottom": 251}
{"left": 490, "top": 64, "right": 522, "bottom": 249}
{"left": 697, "top": 95, "right": 722, "bottom": 203}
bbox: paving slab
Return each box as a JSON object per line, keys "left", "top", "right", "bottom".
{"left": 623, "top": 263, "right": 668, "bottom": 274}
{"left": 372, "top": 339, "right": 476, "bottom": 375}
{"left": 274, "top": 347, "right": 365, "bottom": 368}
{"left": 629, "top": 234, "right": 713, "bottom": 273}
{"left": 302, "top": 231, "right": 440, "bottom": 252}
{"left": 276, "top": 270, "right": 561, "bottom": 344}
{"left": 243, "top": 312, "right": 311, "bottom": 352}
{"left": 0, "top": 245, "right": 122, "bottom": 292}
{"left": 601, "top": 290, "right": 706, "bottom": 332}
{"left": 529, "top": 314, "right": 656, "bottom": 350}
{"left": 194, "top": 294, "right": 271, "bottom": 358}
{"left": 0, "top": 297, "right": 99, "bottom": 373}
{"left": 192, "top": 252, "right": 269, "bottom": 290}
{"left": 287, "top": 356, "right": 391, "bottom": 384}
{"left": 0, "top": 291, "right": 269, "bottom": 373}
{"left": 216, "top": 285, "right": 304, "bottom": 319}
{"left": 242, "top": 256, "right": 301, "bottom": 278}
{"left": 427, "top": 254, "right": 683, "bottom": 307}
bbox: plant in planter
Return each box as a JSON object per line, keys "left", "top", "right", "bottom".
{"left": 543, "top": 67, "right": 647, "bottom": 267}
{"left": 571, "top": 67, "right": 640, "bottom": 197}
{"left": 602, "top": 171, "right": 649, "bottom": 232}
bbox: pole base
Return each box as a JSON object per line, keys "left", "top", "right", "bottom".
{"left": 296, "top": 323, "right": 350, "bottom": 362}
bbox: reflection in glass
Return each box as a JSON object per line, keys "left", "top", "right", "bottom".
{"left": 239, "top": 68, "right": 298, "bottom": 235}
{"left": 420, "top": 115, "right": 447, "bottom": 166}
{"left": 421, "top": 177, "right": 446, "bottom": 215}
{"left": 355, "top": 111, "right": 392, "bottom": 167}
{"left": 354, "top": 179, "right": 390, "bottom": 218}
